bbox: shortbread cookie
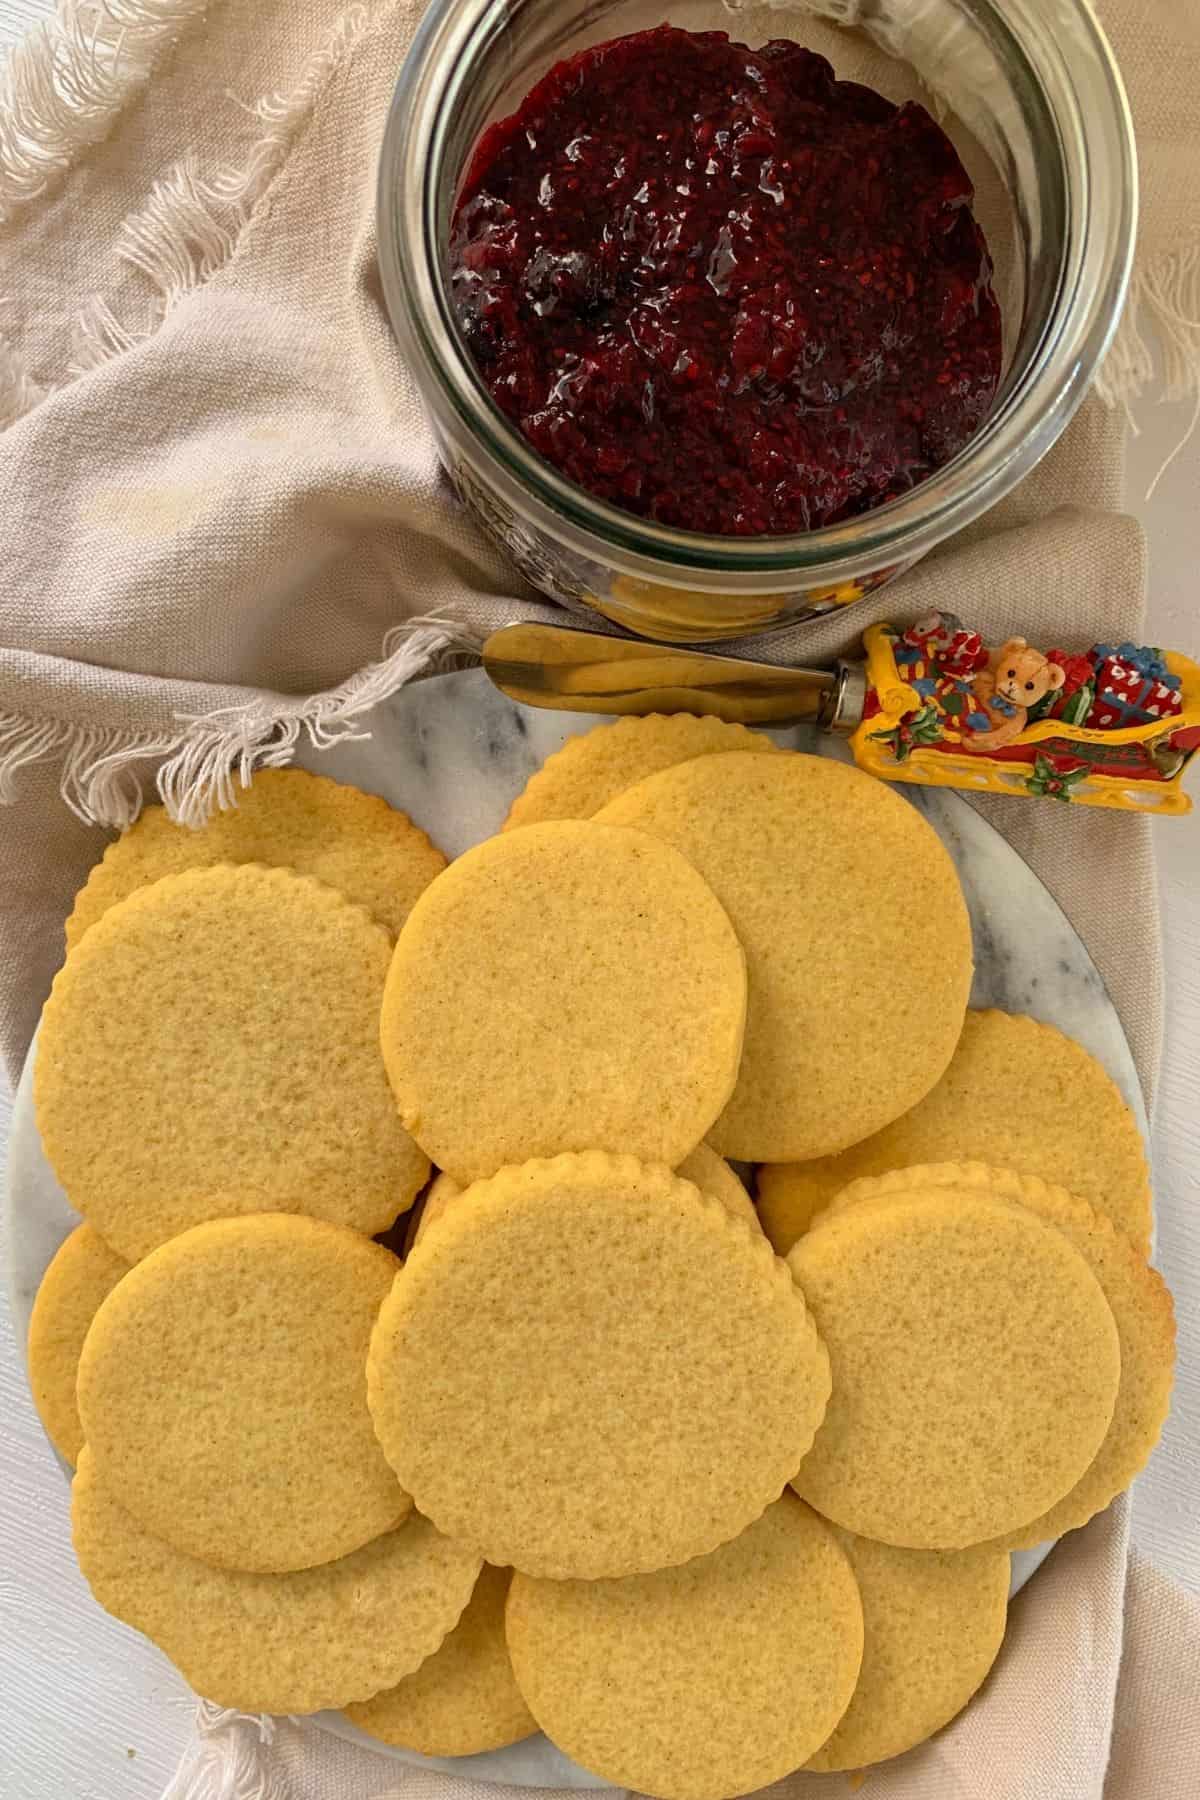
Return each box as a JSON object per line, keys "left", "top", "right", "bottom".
{"left": 807, "top": 1533, "right": 1009, "bottom": 1772}
{"left": 345, "top": 1564, "right": 535, "bottom": 1755}
{"left": 27, "top": 1225, "right": 129, "bottom": 1466}
{"left": 506, "top": 1495, "right": 863, "bottom": 1800}
{"left": 66, "top": 767, "right": 445, "bottom": 946}
{"left": 380, "top": 822, "right": 747, "bottom": 1183}
{"left": 788, "top": 1189, "right": 1120, "bottom": 1547}
{"left": 758, "top": 1011, "right": 1151, "bottom": 1255}
{"left": 755, "top": 1164, "right": 830, "bottom": 1253}
{"left": 411, "top": 1170, "right": 462, "bottom": 1247}
{"left": 596, "top": 752, "right": 972, "bottom": 1161}
{"left": 37, "top": 863, "right": 428, "bottom": 1260}
{"left": 502, "top": 714, "right": 774, "bottom": 831}
{"left": 78, "top": 1215, "right": 410, "bottom": 1572}
{"left": 830, "top": 1164, "right": 1175, "bottom": 1549}
{"left": 414, "top": 1142, "right": 756, "bottom": 1247}
{"left": 368, "top": 1154, "right": 829, "bottom": 1578}
{"left": 73, "top": 1450, "right": 480, "bottom": 1714}
{"left": 678, "top": 1143, "right": 758, "bottom": 1229}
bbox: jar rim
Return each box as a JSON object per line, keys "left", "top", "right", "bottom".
{"left": 378, "top": 0, "right": 1137, "bottom": 588}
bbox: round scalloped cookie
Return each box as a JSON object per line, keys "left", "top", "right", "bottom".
{"left": 380, "top": 822, "right": 747, "bottom": 1184}
{"left": 73, "top": 1450, "right": 481, "bottom": 1714}
{"left": 368, "top": 1153, "right": 830, "bottom": 1579}
{"left": 37, "top": 863, "right": 428, "bottom": 1261}
{"left": 27, "top": 1225, "right": 129, "bottom": 1466}
{"left": 596, "top": 751, "right": 972, "bottom": 1162}
{"left": 78, "top": 1215, "right": 411, "bottom": 1573}
{"left": 65, "top": 767, "right": 446, "bottom": 947}
{"left": 505, "top": 1495, "right": 863, "bottom": 1800}
{"left": 410, "top": 1170, "right": 461, "bottom": 1249}
{"left": 757, "top": 1010, "right": 1151, "bottom": 1256}
{"left": 674, "top": 1143, "right": 758, "bottom": 1228}
{"left": 502, "top": 714, "right": 775, "bottom": 831}
{"left": 344, "top": 1564, "right": 536, "bottom": 1754}
{"left": 827, "top": 1163, "right": 1175, "bottom": 1550}
{"left": 806, "top": 1532, "right": 1009, "bottom": 1772}
{"left": 755, "top": 1164, "right": 830, "bottom": 1253}
{"left": 787, "top": 1187, "right": 1120, "bottom": 1548}
{"left": 413, "top": 1142, "right": 757, "bottom": 1247}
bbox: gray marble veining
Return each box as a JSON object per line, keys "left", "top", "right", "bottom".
{"left": 1, "top": 668, "right": 1147, "bottom": 1789}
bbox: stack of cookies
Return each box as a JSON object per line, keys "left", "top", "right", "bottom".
{"left": 24, "top": 722, "right": 1174, "bottom": 1795}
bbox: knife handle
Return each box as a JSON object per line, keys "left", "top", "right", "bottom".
{"left": 852, "top": 620, "right": 1200, "bottom": 816}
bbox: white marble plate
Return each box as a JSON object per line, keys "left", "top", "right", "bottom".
{"left": 2, "top": 668, "right": 1149, "bottom": 1790}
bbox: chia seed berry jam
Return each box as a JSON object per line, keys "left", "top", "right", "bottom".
{"left": 449, "top": 25, "right": 1002, "bottom": 539}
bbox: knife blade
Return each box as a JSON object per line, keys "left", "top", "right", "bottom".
{"left": 482, "top": 622, "right": 863, "bottom": 729}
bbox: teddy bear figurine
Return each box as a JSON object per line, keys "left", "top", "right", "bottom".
{"left": 963, "top": 638, "right": 1067, "bottom": 750}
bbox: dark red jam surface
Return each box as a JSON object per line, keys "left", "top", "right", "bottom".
{"left": 449, "top": 26, "right": 1002, "bottom": 537}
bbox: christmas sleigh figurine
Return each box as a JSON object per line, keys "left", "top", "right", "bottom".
{"left": 852, "top": 615, "right": 1200, "bottom": 813}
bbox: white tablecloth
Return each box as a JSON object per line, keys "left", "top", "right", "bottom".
{"left": 0, "top": 4, "right": 1197, "bottom": 1793}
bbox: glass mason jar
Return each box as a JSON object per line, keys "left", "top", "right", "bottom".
{"left": 377, "top": 0, "right": 1136, "bottom": 643}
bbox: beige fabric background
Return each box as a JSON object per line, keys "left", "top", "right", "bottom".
{"left": 0, "top": 1, "right": 1196, "bottom": 1795}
